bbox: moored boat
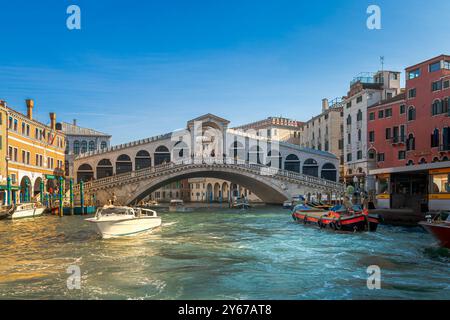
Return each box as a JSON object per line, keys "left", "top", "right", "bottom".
{"left": 419, "top": 212, "right": 450, "bottom": 249}
{"left": 169, "top": 199, "right": 193, "bottom": 212}
{"left": 85, "top": 205, "right": 162, "bottom": 239}
{"left": 7, "top": 202, "right": 46, "bottom": 219}
{"left": 292, "top": 204, "right": 380, "bottom": 232}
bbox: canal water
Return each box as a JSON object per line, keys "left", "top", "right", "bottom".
{"left": 0, "top": 206, "right": 449, "bottom": 300}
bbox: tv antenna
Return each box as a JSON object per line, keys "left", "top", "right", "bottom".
{"left": 380, "top": 56, "right": 385, "bottom": 72}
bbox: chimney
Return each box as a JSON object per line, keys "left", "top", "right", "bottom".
{"left": 73, "top": 119, "right": 77, "bottom": 126}
{"left": 49, "top": 112, "right": 56, "bottom": 130}
{"left": 26, "top": 99, "right": 34, "bottom": 120}
{"left": 322, "top": 98, "right": 329, "bottom": 112}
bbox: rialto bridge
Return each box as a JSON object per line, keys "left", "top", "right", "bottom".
{"left": 73, "top": 114, "right": 344, "bottom": 205}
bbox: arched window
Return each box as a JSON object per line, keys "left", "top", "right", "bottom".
{"left": 154, "top": 146, "right": 170, "bottom": 165}
{"left": 284, "top": 154, "right": 300, "bottom": 173}
{"left": 368, "top": 149, "right": 376, "bottom": 160}
{"left": 135, "top": 150, "right": 151, "bottom": 170}
{"left": 357, "top": 109, "right": 363, "bottom": 121}
{"left": 358, "top": 129, "right": 362, "bottom": 142}
{"left": 116, "top": 154, "right": 132, "bottom": 174}
{"left": 88, "top": 141, "right": 96, "bottom": 151}
{"left": 73, "top": 140, "right": 80, "bottom": 154}
{"left": 408, "top": 106, "right": 416, "bottom": 121}
{"left": 432, "top": 99, "right": 442, "bottom": 115}
{"left": 81, "top": 140, "right": 88, "bottom": 153}
{"left": 406, "top": 160, "right": 414, "bottom": 166}
{"left": 406, "top": 134, "right": 415, "bottom": 151}
{"left": 97, "top": 159, "right": 113, "bottom": 179}
{"left": 303, "top": 158, "right": 319, "bottom": 177}
{"left": 76, "top": 164, "right": 94, "bottom": 183}
{"left": 431, "top": 128, "right": 440, "bottom": 148}
{"left": 321, "top": 163, "right": 337, "bottom": 182}
{"left": 346, "top": 115, "right": 352, "bottom": 125}
{"left": 173, "top": 141, "right": 189, "bottom": 160}
{"left": 419, "top": 158, "right": 427, "bottom": 164}
{"left": 100, "top": 141, "right": 107, "bottom": 149}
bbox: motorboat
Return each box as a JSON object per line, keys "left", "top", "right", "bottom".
{"left": 7, "top": 202, "right": 46, "bottom": 219}
{"left": 292, "top": 204, "right": 380, "bottom": 232}
{"left": 419, "top": 212, "right": 450, "bottom": 249}
{"left": 85, "top": 206, "right": 162, "bottom": 239}
{"left": 169, "top": 199, "right": 193, "bottom": 212}
{"left": 232, "top": 198, "right": 252, "bottom": 210}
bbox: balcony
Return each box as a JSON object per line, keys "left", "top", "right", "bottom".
{"left": 439, "top": 144, "right": 450, "bottom": 152}
{"left": 391, "top": 136, "right": 406, "bottom": 145}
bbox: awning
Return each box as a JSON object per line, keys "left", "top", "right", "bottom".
{"left": 369, "top": 161, "right": 450, "bottom": 175}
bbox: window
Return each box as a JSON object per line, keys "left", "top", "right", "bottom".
{"left": 431, "top": 174, "right": 449, "bottom": 193}
{"left": 369, "top": 131, "right": 375, "bottom": 142}
{"left": 81, "top": 141, "right": 88, "bottom": 153}
{"left": 377, "top": 153, "right": 385, "bottom": 162}
{"left": 369, "top": 112, "right": 375, "bottom": 121}
{"left": 385, "top": 108, "right": 392, "bottom": 117}
{"left": 73, "top": 141, "right": 80, "bottom": 154}
{"left": 400, "top": 104, "right": 406, "bottom": 114}
{"left": 406, "top": 134, "right": 415, "bottom": 151}
{"left": 408, "top": 68, "right": 421, "bottom": 79}
{"left": 347, "top": 133, "right": 351, "bottom": 144}
{"left": 101, "top": 141, "right": 107, "bottom": 149}
{"left": 444, "top": 61, "right": 450, "bottom": 70}
{"left": 347, "top": 153, "right": 352, "bottom": 162}
{"left": 432, "top": 99, "right": 443, "bottom": 115}
{"left": 408, "top": 106, "right": 416, "bottom": 121}
{"left": 408, "top": 88, "right": 416, "bottom": 98}
{"left": 444, "top": 80, "right": 450, "bottom": 89}
{"left": 346, "top": 115, "right": 351, "bottom": 125}
{"left": 13, "top": 119, "right": 18, "bottom": 131}
{"left": 431, "top": 129, "right": 440, "bottom": 148}
{"left": 357, "top": 150, "right": 362, "bottom": 160}
{"left": 432, "top": 80, "right": 442, "bottom": 92}
{"left": 385, "top": 128, "right": 392, "bottom": 139}
{"left": 387, "top": 92, "right": 393, "bottom": 99}
{"left": 429, "top": 61, "right": 441, "bottom": 72}
{"left": 346, "top": 101, "right": 352, "bottom": 108}
{"left": 378, "top": 110, "right": 384, "bottom": 119}
{"left": 398, "top": 151, "right": 406, "bottom": 160}
{"left": 357, "top": 110, "right": 363, "bottom": 121}
{"left": 356, "top": 96, "right": 363, "bottom": 103}
{"left": 88, "top": 141, "right": 96, "bottom": 151}
{"left": 358, "top": 129, "right": 362, "bottom": 142}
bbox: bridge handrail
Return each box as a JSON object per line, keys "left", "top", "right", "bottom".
{"left": 73, "top": 157, "right": 344, "bottom": 193}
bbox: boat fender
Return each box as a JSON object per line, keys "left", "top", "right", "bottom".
{"left": 335, "top": 218, "right": 342, "bottom": 230}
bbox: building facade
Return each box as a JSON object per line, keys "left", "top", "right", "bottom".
{"left": 232, "top": 117, "right": 303, "bottom": 144}
{"left": 3, "top": 99, "right": 66, "bottom": 204}
{"left": 0, "top": 101, "right": 8, "bottom": 204}
{"left": 343, "top": 70, "right": 402, "bottom": 192}
{"left": 299, "top": 98, "right": 344, "bottom": 179}
{"left": 61, "top": 120, "right": 111, "bottom": 179}
{"left": 368, "top": 55, "right": 450, "bottom": 212}
{"left": 188, "top": 178, "right": 262, "bottom": 203}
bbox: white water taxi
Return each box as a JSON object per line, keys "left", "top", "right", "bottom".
{"left": 85, "top": 206, "right": 161, "bottom": 239}
{"left": 169, "top": 199, "right": 193, "bottom": 212}
{"left": 7, "top": 203, "right": 46, "bottom": 219}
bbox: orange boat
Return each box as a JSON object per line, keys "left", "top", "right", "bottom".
{"left": 419, "top": 212, "right": 450, "bottom": 249}
{"left": 292, "top": 204, "right": 380, "bottom": 232}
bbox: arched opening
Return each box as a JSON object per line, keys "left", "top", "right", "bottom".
{"left": 173, "top": 141, "right": 189, "bottom": 161}
{"left": 222, "top": 182, "right": 229, "bottom": 201}
{"left": 33, "top": 177, "right": 42, "bottom": 198}
{"left": 432, "top": 157, "right": 440, "bottom": 163}
{"left": 442, "top": 156, "right": 449, "bottom": 162}
{"left": 135, "top": 150, "right": 151, "bottom": 170}
{"left": 206, "top": 183, "right": 213, "bottom": 202}
{"left": 20, "top": 176, "right": 32, "bottom": 203}
{"left": 231, "top": 183, "right": 239, "bottom": 198}
{"left": 77, "top": 164, "right": 94, "bottom": 183}
{"left": 97, "top": 159, "right": 113, "bottom": 179}
{"left": 368, "top": 148, "right": 377, "bottom": 161}
{"left": 154, "top": 146, "right": 170, "bottom": 166}
{"left": 88, "top": 141, "right": 96, "bottom": 151}
{"left": 321, "top": 163, "right": 337, "bottom": 182}
{"left": 214, "top": 183, "right": 221, "bottom": 201}
{"left": 267, "top": 150, "right": 282, "bottom": 169}
{"left": 100, "top": 141, "right": 107, "bottom": 149}
{"left": 81, "top": 140, "right": 88, "bottom": 153}
{"left": 229, "top": 141, "right": 245, "bottom": 161}
{"left": 247, "top": 145, "right": 264, "bottom": 165}
{"left": 284, "top": 154, "right": 300, "bottom": 173}
{"left": 303, "top": 158, "right": 319, "bottom": 177}
{"left": 419, "top": 158, "right": 427, "bottom": 164}
{"left": 73, "top": 140, "right": 80, "bottom": 155}
{"left": 406, "top": 160, "right": 414, "bottom": 166}
{"left": 408, "top": 106, "right": 416, "bottom": 121}
{"left": 116, "top": 154, "right": 132, "bottom": 174}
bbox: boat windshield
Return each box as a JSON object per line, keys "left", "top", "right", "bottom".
{"left": 99, "top": 207, "right": 132, "bottom": 215}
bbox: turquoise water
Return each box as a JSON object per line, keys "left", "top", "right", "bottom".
{"left": 0, "top": 206, "right": 449, "bottom": 300}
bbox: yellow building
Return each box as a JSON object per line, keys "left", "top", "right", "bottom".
{"left": 0, "top": 100, "right": 8, "bottom": 204}
{"left": 4, "top": 99, "right": 66, "bottom": 204}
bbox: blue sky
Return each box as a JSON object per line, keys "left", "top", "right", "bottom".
{"left": 1, "top": 0, "right": 449, "bottom": 144}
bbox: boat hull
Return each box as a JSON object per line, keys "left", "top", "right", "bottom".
{"left": 292, "top": 211, "right": 379, "bottom": 232}
{"left": 9, "top": 207, "right": 45, "bottom": 219}
{"left": 87, "top": 216, "right": 162, "bottom": 239}
{"left": 419, "top": 222, "right": 450, "bottom": 248}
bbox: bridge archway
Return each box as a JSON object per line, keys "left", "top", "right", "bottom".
{"left": 97, "top": 159, "right": 113, "bottom": 179}
{"left": 154, "top": 146, "right": 170, "bottom": 165}
{"left": 126, "top": 166, "right": 291, "bottom": 205}
{"left": 116, "top": 154, "right": 133, "bottom": 174}
{"left": 303, "top": 158, "right": 319, "bottom": 177}
{"left": 77, "top": 163, "right": 94, "bottom": 183}
{"left": 321, "top": 163, "right": 337, "bottom": 182}
{"left": 135, "top": 150, "right": 151, "bottom": 170}
{"left": 285, "top": 154, "right": 300, "bottom": 173}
